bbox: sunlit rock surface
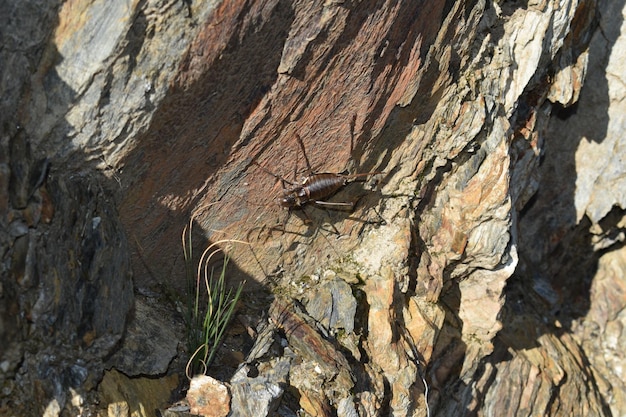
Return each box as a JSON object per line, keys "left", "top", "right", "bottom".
{"left": 1, "top": 0, "right": 626, "bottom": 415}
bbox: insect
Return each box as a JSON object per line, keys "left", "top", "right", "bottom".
{"left": 277, "top": 172, "right": 377, "bottom": 210}
{"left": 256, "top": 134, "right": 381, "bottom": 213}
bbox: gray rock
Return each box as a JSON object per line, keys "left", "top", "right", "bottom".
{"left": 305, "top": 277, "right": 357, "bottom": 334}
{"left": 229, "top": 358, "right": 291, "bottom": 417}
{"left": 106, "top": 297, "right": 179, "bottom": 376}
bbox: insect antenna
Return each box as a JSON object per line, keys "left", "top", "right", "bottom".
{"left": 295, "top": 134, "right": 314, "bottom": 175}
{"left": 252, "top": 161, "right": 297, "bottom": 188}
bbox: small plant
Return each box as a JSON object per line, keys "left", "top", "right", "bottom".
{"left": 182, "top": 219, "right": 246, "bottom": 379}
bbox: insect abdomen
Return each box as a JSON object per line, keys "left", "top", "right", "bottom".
{"left": 306, "top": 173, "right": 347, "bottom": 202}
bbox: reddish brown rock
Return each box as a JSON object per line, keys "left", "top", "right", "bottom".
{"left": 187, "top": 375, "right": 230, "bottom": 417}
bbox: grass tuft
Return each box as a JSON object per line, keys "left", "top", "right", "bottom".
{"left": 182, "top": 219, "right": 247, "bottom": 379}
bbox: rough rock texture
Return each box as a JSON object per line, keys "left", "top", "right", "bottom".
{"left": 516, "top": 1, "right": 626, "bottom": 415}
{"left": 98, "top": 369, "right": 179, "bottom": 417}
{"left": 2, "top": 0, "right": 626, "bottom": 416}
{"left": 186, "top": 374, "right": 230, "bottom": 417}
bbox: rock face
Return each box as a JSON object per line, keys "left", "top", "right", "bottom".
{"left": 1, "top": 0, "right": 626, "bottom": 416}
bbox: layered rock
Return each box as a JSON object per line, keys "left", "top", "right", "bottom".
{"left": 1, "top": 0, "right": 625, "bottom": 416}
